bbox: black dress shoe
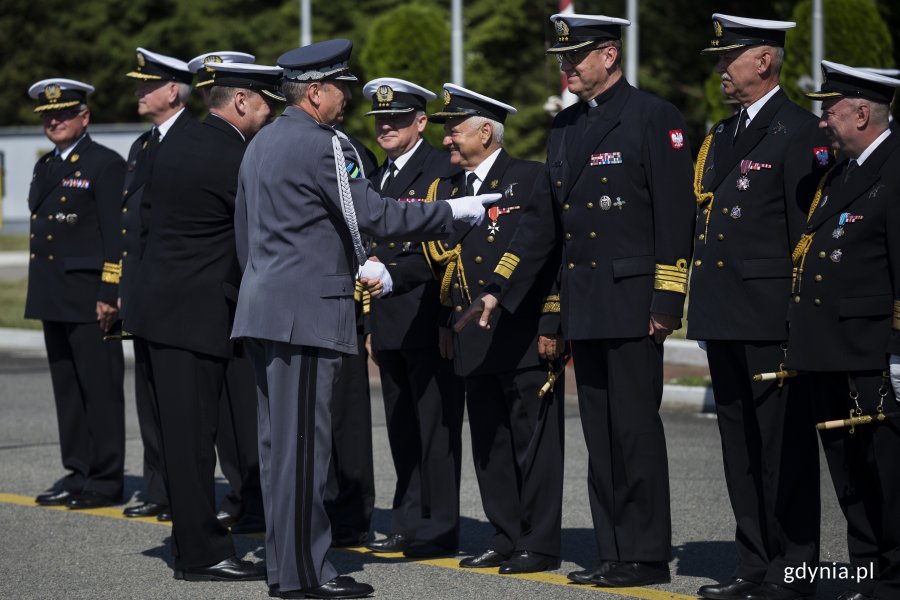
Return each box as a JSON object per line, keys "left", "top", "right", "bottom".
{"left": 594, "top": 561, "right": 670, "bottom": 587}
{"left": 836, "top": 591, "right": 873, "bottom": 600}
{"left": 365, "top": 533, "right": 409, "bottom": 553}
{"left": 123, "top": 502, "right": 167, "bottom": 518}
{"left": 567, "top": 561, "right": 618, "bottom": 584}
{"left": 403, "top": 542, "right": 455, "bottom": 558}
{"left": 173, "top": 556, "right": 266, "bottom": 581}
{"left": 36, "top": 490, "right": 78, "bottom": 506}
{"left": 157, "top": 509, "right": 172, "bottom": 522}
{"left": 499, "top": 550, "right": 561, "bottom": 574}
{"left": 230, "top": 514, "right": 266, "bottom": 534}
{"left": 460, "top": 549, "right": 509, "bottom": 568}
{"left": 67, "top": 491, "right": 117, "bottom": 510}
{"left": 331, "top": 531, "right": 369, "bottom": 548}
{"left": 698, "top": 578, "right": 761, "bottom": 599}
{"left": 743, "top": 583, "right": 814, "bottom": 600}
{"left": 217, "top": 509, "right": 239, "bottom": 527}
{"left": 277, "top": 576, "right": 374, "bottom": 599}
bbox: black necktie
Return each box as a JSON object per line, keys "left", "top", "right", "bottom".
{"left": 465, "top": 172, "right": 478, "bottom": 196}
{"left": 733, "top": 109, "right": 747, "bottom": 145}
{"left": 147, "top": 127, "right": 161, "bottom": 155}
{"left": 843, "top": 159, "right": 857, "bottom": 183}
{"left": 383, "top": 162, "right": 397, "bottom": 191}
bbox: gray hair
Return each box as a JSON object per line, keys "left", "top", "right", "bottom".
{"left": 467, "top": 115, "right": 504, "bottom": 146}
{"left": 207, "top": 86, "right": 240, "bottom": 110}
{"left": 175, "top": 82, "right": 192, "bottom": 104}
{"left": 770, "top": 46, "right": 785, "bottom": 76}
{"left": 282, "top": 80, "right": 311, "bottom": 106}
{"left": 849, "top": 97, "right": 891, "bottom": 128}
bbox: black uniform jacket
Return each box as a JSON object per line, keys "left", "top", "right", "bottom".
{"left": 787, "top": 132, "right": 900, "bottom": 371}
{"left": 688, "top": 90, "right": 831, "bottom": 341}
{"left": 486, "top": 78, "right": 695, "bottom": 340}
{"left": 126, "top": 113, "right": 244, "bottom": 359}
{"left": 25, "top": 134, "right": 125, "bottom": 322}
{"left": 430, "top": 150, "right": 560, "bottom": 376}
{"left": 120, "top": 111, "right": 193, "bottom": 314}
{"left": 369, "top": 141, "right": 458, "bottom": 351}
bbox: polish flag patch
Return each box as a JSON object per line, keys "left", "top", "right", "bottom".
{"left": 669, "top": 129, "right": 684, "bottom": 149}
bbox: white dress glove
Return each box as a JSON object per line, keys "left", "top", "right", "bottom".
{"left": 444, "top": 193, "right": 502, "bottom": 227}
{"left": 890, "top": 354, "right": 900, "bottom": 402}
{"left": 358, "top": 259, "right": 393, "bottom": 297}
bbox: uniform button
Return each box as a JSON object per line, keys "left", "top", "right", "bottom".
{"left": 121, "top": 228, "right": 127, "bottom": 235}
{"left": 455, "top": 305, "right": 463, "bottom": 312}
{"left": 388, "top": 242, "right": 396, "bottom": 249}
{"left": 565, "top": 233, "right": 572, "bottom": 240}
{"left": 487, "top": 235, "right": 494, "bottom": 243}
{"left": 30, "top": 233, "right": 35, "bottom": 239}
{"left": 122, "top": 207, "right": 128, "bottom": 213}
{"left": 123, "top": 190, "right": 128, "bottom": 196}
{"left": 567, "top": 263, "right": 575, "bottom": 270}
{"left": 453, "top": 282, "right": 460, "bottom": 288}
{"left": 590, "top": 261, "right": 597, "bottom": 269}
{"left": 702, "top": 208, "right": 708, "bottom": 215}
{"left": 563, "top": 203, "right": 570, "bottom": 210}
{"left": 717, "top": 233, "right": 725, "bottom": 241}
{"left": 474, "top": 256, "right": 483, "bottom": 264}
{"left": 555, "top": 180, "right": 562, "bottom": 188}
{"left": 478, "top": 279, "right": 485, "bottom": 286}
{"left": 818, "top": 251, "right": 826, "bottom": 259}
{"left": 586, "top": 202, "right": 594, "bottom": 209}
{"left": 601, "top": 177, "right": 609, "bottom": 184}
{"left": 716, "top": 260, "right": 724, "bottom": 268}
{"left": 589, "top": 231, "right": 597, "bottom": 239}
{"left": 814, "top": 298, "right": 822, "bottom": 306}
{"left": 698, "top": 233, "right": 705, "bottom": 241}
{"left": 30, "top": 253, "right": 36, "bottom": 260}
{"left": 31, "top": 213, "right": 37, "bottom": 221}
{"left": 48, "top": 255, "right": 54, "bottom": 261}
{"left": 794, "top": 295, "right": 801, "bottom": 303}
{"left": 59, "top": 196, "right": 66, "bottom": 203}
{"left": 122, "top": 251, "right": 128, "bottom": 257}
{"left": 371, "top": 242, "right": 378, "bottom": 248}
{"left": 46, "top": 235, "right": 53, "bottom": 241}
{"left": 694, "top": 259, "right": 702, "bottom": 267}
{"left": 814, "top": 274, "right": 823, "bottom": 282}
{"left": 48, "top": 215, "right": 53, "bottom": 220}
{"left": 721, "top": 207, "right": 729, "bottom": 215}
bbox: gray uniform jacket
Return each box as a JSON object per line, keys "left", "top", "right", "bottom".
{"left": 231, "top": 106, "right": 454, "bottom": 354}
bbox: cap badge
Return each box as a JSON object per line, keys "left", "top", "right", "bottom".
{"left": 555, "top": 19, "right": 570, "bottom": 42}
{"left": 204, "top": 55, "right": 223, "bottom": 72}
{"left": 443, "top": 89, "right": 451, "bottom": 106}
{"left": 376, "top": 85, "right": 394, "bottom": 108}
{"left": 44, "top": 84, "right": 62, "bottom": 103}
{"left": 136, "top": 52, "right": 146, "bottom": 68}
{"left": 713, "top": 20, "right": 724, "bottom": 39}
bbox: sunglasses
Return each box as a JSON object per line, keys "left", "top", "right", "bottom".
{"left": 555, "top": 43, "right": 615, "bottom": 65}
{"left": 41, "top": 108, "right": 86, "bottom": 123}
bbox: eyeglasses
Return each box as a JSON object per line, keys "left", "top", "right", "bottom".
{"left": 555, "top": 44, "right": 614, "bottom": 66}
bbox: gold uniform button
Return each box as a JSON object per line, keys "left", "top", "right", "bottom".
{"left": 589, "top": 232, "right": 597, "bottom": 239}
{"left": 388, "top": 242, "right": 396, "bottom": 249}
{"left": 48, "top": 215, "right": 54, "bottom": 221}
{"left": 567, "top": 263, "right": 575, "bottom": 270}
{"left": 716, "top": 260, "right": 724, "bottom": 268}
{"left": 30, "top": 233, "right": 35, "bottom": 239}
{"left": 562, "top": 203, "right": 570, "bottom": 211}
{"left": 565, "top": 233, "right": 572, "bottom": 240}
{"left": 794, "top": 295, "right": 801, "bottom": 303}
{"left": 455, "top": 305, "right": 463, "bottom": 313}
{"left": 478, "top": 279, "right": 485, "bottom": 286}
{"left": 121, "top": 228, "right": 127, "bottom": 235}
{"left": 555, "top": 180, "right": 562, "bottom": 188}
{"left": 590, "top": 261, "right": 597, "bottom": 269}
{"left": 371, "top": 242, "right": 378, "bottom": 248}
{"left": 60, "top": 196, "right": 67, "bottom": 203}
{"left": 818, "top": 251, "right": 826, "bottom": 259}
{"left": 122, "top": 207, "right": 128, "bottom": 213}
{"left": 694, "top": 259, "right": 702, "bottom": 267}
{"left": 48, "top": 255, "right": 54, "bottom": 261}
{"left": 31, "top": 214, "right": 37, "bottom": 220}
{"left": 122, "top": 251, "right": 128, "bottom": 257}
{"left": 487, "top": 235, "right": 495, "bottom": 243}
{"left": 30, "top": 253, "right": 36, "bottom": 260}
{"left": 46, "top": 235, "right": 53, "bottom": 241}
{"left": 722, "top": 207, "right": 729, "bottom": 215}
{"left": 586, "top": 202, "right": 594, "bottom": 209}
{"left": 717, "top": 233, "right": 725, "bottom": 241}
{"left": 698, "top": 233, "right": 705, "bottom": 241}
{"left": 814, "top": 274, "right": 823, "bottom": 282}
{"left": 814, "top": 298, "right": 822, "bottom": 306}
{"left": 601, "top": 177, "right": 609, "bottom": 184}
{"left": 123, "top": 190, "right": 128, "bottom": 196}
{"left": 474, "top": 256, "right": 483, "bottom": 264}
{"left": 453, "top": 282, "right": 460, "bottom": 288}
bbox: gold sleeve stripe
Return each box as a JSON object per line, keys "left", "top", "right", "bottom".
{"left": 654, "top": 260, "right": 688, "bottom": 295}
{"left": 353, "top": 281, "right": 373, "bottom": 314}
{"left": 541, "top": 294, "right": 561, "bottom": 314}
{"left": 493, "top": 252, "right": 520, "bottom": 279}
{"left": 893, "top": 300, "right": 900, "bottom": 330}
{"left": 101, "top": 261, "right": 122, "bottom": 284}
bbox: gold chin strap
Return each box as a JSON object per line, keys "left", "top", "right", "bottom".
{"left": 693, "top": 127, "right": 717, "bottom": 244}
{"left": 421, "top": 178, "right": 470, "bottom": 307}
{"left": 790, "top": 173, "right": 829, "bottom": 294}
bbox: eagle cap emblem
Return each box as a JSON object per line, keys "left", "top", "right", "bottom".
{"left": 44, "top": 83, "right": 62, "bottom": 102}
{"left": 443, "top": 89, "right": 451, "bottom": 106}
{"left": 713, "top": 20, "right": 724, "bottom": 39}
{"left": 136, "top": 51, "right": 146, "bottom": 68}
{"left": 204, "top": 55, "right": 223, "bottom": 72}
{"left": 376, "top": 85, "right": 394, "bottom": 107}
{"left": 555, "top": 19, "right": 570, "bottom": 41}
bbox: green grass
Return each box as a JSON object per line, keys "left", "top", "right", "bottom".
{"left": 0, "top": 278, "right": 40, "bottom": 330}
{"left": 0, "top": 234, "right": 29, "bottom": 252}
{"left": 666, "top": 375, "right": 712, "bottom": 387}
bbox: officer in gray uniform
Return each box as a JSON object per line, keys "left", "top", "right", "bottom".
{"left": 230, "top": 39, "right": 499, "bottom": 600}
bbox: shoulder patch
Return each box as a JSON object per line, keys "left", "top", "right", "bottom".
{"left": 345, "top": 161, "right": 362, "bottom": 179}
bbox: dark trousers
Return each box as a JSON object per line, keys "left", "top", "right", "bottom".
{"left": 571, "top": 336, "right": 671, "bottom": 562}
{"left": 216, "top": 352, "right": 264, "bottom": 520}
{"left": 813, "top": 371, "right": 900, "bottom": 599}
{"left": 706, "top": 341, "right": 820, "bottom": 593}
{"left": 376, "top": 346, "right": 465, "bottom": 547}
{"left": 325, "top": 333, "right": 375, "bottom": 540}
{"left": 465, "top": 365, "right": 564, "bottom": 557}
{"left": 141, "top": 338, "right": 234, "bottom": 569}
{"left": 43, "top": 320, "right": 124, "bottom": 499}
{"left": 132, "top": 339, "right": 167, "bottom": 505}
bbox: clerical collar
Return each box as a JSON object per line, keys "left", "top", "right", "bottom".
{"left": 587, "top": 76, "right": 625, "bottom": 108}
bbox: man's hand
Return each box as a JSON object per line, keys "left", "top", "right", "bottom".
{"left": 648, "top": 312, "right": 681, "bottom": 344}
{"left": 538, "top": 334, "right": 563, "bottom": 361}
{"left": 454, "top": 293, "right": 499, "bottom": 332}
{"left": 891, "top": 354, "right": 900, "bottom": 402}
{"left": 438, "top": 327, "right": 455, "bottom": 360}
{"left": 358, "top": 257, "right": 392, "bottom": 298}
{"left": 445, "top": 193, "right": 502, "bottom": 226}
{"left": 96, "top": 301, "right": 118, "bottom": 333}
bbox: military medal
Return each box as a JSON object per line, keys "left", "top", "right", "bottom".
{"left": 490, "top": 179, "right": 499, "bottom": 190}
{"left": 832, "top": 227, "right": 844, "bottom": 239}
{"left": 736, "top": 160, "right": 751, "bottom": 191}
{"left": 730, "top": 206, "right": 742, "bottom": 219}
{"left": 503, "top": 182, "right": 518, "bottom": 197}
{"left": 487, "top": 205, "right": 520, "bottom": 233}
{"left": 613, "top": 197, "right": 626, "bottom": 210}
{"left": 830, "top": 249, "right": 842, "bottom": 263}
{"left": 599, "top": 195, "right": 612, "bottom": 210}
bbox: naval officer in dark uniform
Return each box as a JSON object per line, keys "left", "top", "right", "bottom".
{"left": 788, "top": 62, "right": 900, "bottom": 600}
{"left": 125, "top": 62, "right": 283, "bottom": 581}
{"left": 361, "top": 77, "right": 466, "bottom": 559}
{"left": 425, "top": 84, "right": 565, "bottom": 574}
{"left": 119, "top": 48, "right": 195, "bottom": 521}
{"left": 27, "top": 78, "right": 126, "bottom": 510}
{"left": 231, "top": 39, "right": 499, "bottom": 600}
{"left": 688, "top": 15, "right": 833, "bottom": 600}
{"left": 456, "top": 13, "right": 696, "bottom": 588}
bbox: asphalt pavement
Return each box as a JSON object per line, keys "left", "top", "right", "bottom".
{"left": 0, "top": 345, "right": 855, "bottom": 600}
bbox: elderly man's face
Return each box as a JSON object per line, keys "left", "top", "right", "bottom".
{"left": 819, "top": 98, "right": 859, "bottom": 152}
{"left": 41, "top": 107, "right": 89, "bottom": 149}
{"left": 558, "top": 43, "right": 618, "bottom": 101}
{"left": 135, "top": 80, "right": 177, "bottom": 118}
{"left": 442, "top": 117, "right": 486, "bottom": 169}
{"left": 374, "top": 112, "right": 425, "bottom": 160}
{"left": 244, "top": 90, "right": 273, "bottom": 139}
{"left": 715, "top": 47, "right": 766, "bottom": 104}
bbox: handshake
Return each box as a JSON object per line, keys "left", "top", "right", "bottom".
{"left": 357, "top": 193, "right": 502, "bottom": 297}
